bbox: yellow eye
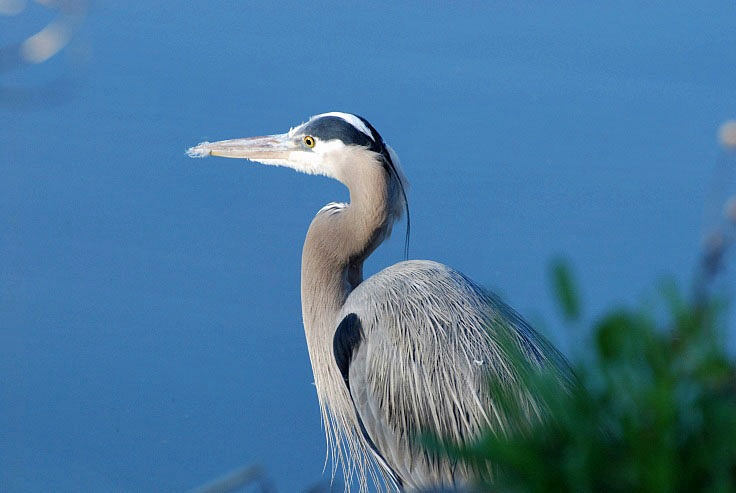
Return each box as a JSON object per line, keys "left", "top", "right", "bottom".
{"left": 303, "top": 135, "right": 316, "bottom": 148}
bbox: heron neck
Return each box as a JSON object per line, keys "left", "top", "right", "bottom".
{"left": 298, "top": 159, "right": 398, "bottom": 483}
{"left": 301, "top": 166, "right": 392, "bottom": 333}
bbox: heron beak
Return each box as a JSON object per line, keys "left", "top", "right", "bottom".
{"left": 187, "top": 133, "right": 295, "bottom": 162}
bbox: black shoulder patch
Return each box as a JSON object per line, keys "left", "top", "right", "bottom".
{"left": 333, "top": 313, "right": 363, "bottom": 390}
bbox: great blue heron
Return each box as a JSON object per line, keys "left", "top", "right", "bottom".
{"left": 187, "top": 112, "right": 572, "bottom": 492}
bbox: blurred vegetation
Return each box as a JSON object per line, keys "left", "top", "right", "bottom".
{"left": 448, "top": 258, "right": 736, "bottom": 492}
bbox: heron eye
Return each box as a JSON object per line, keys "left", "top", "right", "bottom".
{"left": 303, "top": 136, "right": 316, "bottom": 148}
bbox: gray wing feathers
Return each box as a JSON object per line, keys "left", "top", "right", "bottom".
{"left": 335, "top": 313, "right": 405, "bottom": 489}
{"left": 348, "top": 336, "right": 406, "bottom": 489}
{"left": 340, "top": 260, "right": 571, "bottom": 490}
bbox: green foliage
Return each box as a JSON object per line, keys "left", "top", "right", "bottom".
{"left": 451, "top": 261, "right": 736, "bottom": 492}
{"left": 551, "top": 258, "right": 581, "bottom": 323}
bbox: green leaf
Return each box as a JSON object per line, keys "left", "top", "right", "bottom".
{"left": 551, "top": 258, "right": 581, "bottom": 322}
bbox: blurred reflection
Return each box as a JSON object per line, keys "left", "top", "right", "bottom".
{"left": 698, "top": 120, "right": 736, "bottom": 300}
{"left": 0, "top": 0, "right": 87, "bottom": 109}
{"left": 189, "top": 465, "right": 275, "bottom": 493}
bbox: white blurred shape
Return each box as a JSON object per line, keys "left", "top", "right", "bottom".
{"left": 20, "top": 19, "right": 72, "bottom": 63}
{"left": 0, "top": 0, "right": 26, "bottom": 15}
{"left": 719, "top": 120, "right": 736, "bottom": 150}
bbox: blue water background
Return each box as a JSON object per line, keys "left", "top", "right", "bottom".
{"left": 2, "top": 2, "right": 736, "bottom": 491}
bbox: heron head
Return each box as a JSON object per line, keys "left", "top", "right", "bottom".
{"left": 189, "top": 111, "right": 410, "bottom": 257}
{"left": 187, "top": 112, "right": 402, "bottom": 186}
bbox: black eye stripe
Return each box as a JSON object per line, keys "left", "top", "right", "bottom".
{"left": 300, "top": 115, "right": 395, "bottom": 171}
{"left": 302, "top": 117, "right": 379, "bottom": 151}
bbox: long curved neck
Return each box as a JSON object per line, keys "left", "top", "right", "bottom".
{"left": 298, "top": 150, "right": 404, "bottom": 485}
{"left": 301, "top": 163, "right": 392, "bottom": 336}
